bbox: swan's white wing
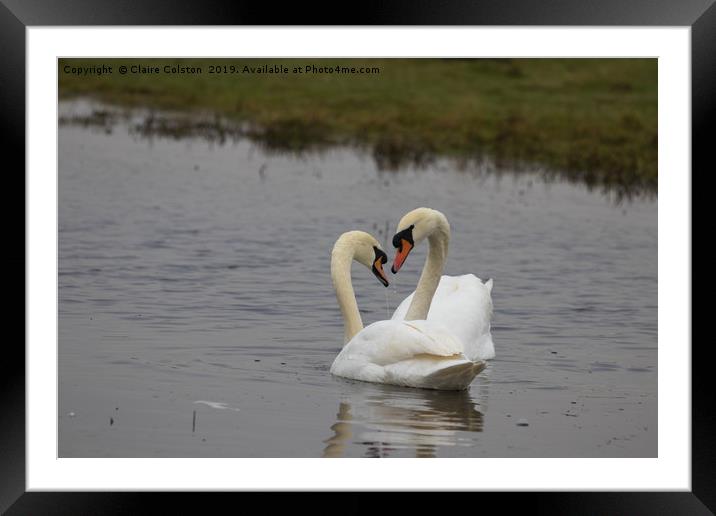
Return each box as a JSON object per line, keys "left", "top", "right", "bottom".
{"left": 330, "top": 318, "right": 483, "bottom": 390}
{"left": 392, "top": 274, "right": 495, "bottom": 361}
{"left": 340, "top": 319, "right": 464, "bottom": 366}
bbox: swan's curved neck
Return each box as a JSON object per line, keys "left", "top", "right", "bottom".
{"left": 331, "top": 243, "right": 364, "bottom": 344}
{"left": 405, "top": 216, "right": 450, "bottom": 320}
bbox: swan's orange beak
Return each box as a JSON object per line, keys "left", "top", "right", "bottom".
{"left": 373, "top": 258, "right": 390, "bottom": 287}
{"left": 391, "top": 239, "right": 413, "bottom": 274}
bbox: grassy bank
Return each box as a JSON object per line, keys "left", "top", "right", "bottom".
{"left": 59, "top": 58, "right": 657, "bottom": 196}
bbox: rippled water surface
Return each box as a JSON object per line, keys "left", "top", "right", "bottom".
{"left": 59, "top": 101, "right": 657, "bottom": 457}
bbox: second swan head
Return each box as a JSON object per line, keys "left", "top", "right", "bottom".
{"left": 391, "top": 207, "right": 450, "bottom": 274}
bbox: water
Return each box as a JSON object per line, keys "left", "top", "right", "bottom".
{"left": 58, "top": 101, "right": 657, "bottom": 457}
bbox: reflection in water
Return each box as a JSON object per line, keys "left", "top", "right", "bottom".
{"left": 322, "top": 383, "right": 485, "bottom": 458}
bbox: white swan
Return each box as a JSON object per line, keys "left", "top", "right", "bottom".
{"left": 329, "top": 231, "right": 486, "bottom": 391}
{"left": 390, "top": 208, "right": 496, "bottom": 361}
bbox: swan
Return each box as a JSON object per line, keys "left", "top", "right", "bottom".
{"left": 329, "top": 230, "right": 486, "bottom": 391}
{"left": 390, "top": 208, "right": 496, "bottom": 361}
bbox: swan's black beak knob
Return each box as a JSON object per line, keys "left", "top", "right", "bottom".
{"left": 372, "top": 247, "right": 389, "bottom": 287}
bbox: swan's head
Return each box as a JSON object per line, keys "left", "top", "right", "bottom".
{"left": 332, "top": 231, "right": 390, "bottom": 287}
{"left": 391, "top": 207, "right": 448, "bottom": 273}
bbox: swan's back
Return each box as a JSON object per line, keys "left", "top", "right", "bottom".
{"left": 330, "top": 319, "right": 485, "bottom": 390}
{"left": 392, "top": 274, "right": 495, "bottom": 361}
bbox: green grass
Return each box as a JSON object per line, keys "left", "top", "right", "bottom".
{"left": 59, "top": 58, "right": 657, "bottom": 196}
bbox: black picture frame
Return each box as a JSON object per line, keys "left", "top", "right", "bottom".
{"left": 3, "top": 1, "right": 711, "bottom": 513}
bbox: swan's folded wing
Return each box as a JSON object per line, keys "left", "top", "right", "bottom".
{"left": 430, "top": 275, "right": 493, "bottom": 352}
{"left": 391, "top": 274, "right": 494, "bottom": 359}
{"left": 343, "top": 319, "right": 464, "bottom": 367}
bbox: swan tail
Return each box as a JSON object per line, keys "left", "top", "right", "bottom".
{"left": 423, "top": 360, "right": 486, "bottom": 391}
{"left": 484, "top": 278, "right": 493, "bottom": 293}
